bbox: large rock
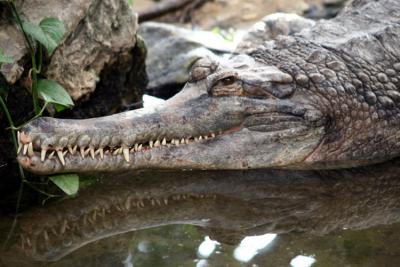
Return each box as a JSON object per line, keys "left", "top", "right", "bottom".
{"left": 0, "top": 0, "right": 143, "bottom": 102}
{"left": 139, "top": 22, "right": 233, "bottom": 99}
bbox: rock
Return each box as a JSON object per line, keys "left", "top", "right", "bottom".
{"left": 235, "top": 13, "right": 315, "bottom": 53}
{"left": 0, "top": 0, "right": 143, "bottom": 102}
{"left": 139, "top": 22, "right": 233, "bottom": 99}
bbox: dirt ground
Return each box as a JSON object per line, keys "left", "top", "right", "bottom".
{"left": 133, "top": 0, "right": 324, "bottom": 29}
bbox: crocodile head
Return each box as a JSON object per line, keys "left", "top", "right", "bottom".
{"left": 17, "top": 54, "right": 330, "bottom": 174}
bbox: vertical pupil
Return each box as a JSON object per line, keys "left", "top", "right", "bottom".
{"left": 222, "top": 76, "right": 234, "bottom": 85}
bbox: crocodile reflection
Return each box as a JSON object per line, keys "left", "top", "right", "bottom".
{"left": 13, "top": 160, "right": 400, "bottom": 261}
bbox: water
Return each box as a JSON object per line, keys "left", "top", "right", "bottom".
{"left": 1, "top": 160, "right": 400, "bottom": 266}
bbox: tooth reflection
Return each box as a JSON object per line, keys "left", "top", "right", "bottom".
{"left": 197, "top": 236, "right": 220, "bottom": 258}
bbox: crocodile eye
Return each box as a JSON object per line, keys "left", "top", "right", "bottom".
{"left": 216, "top": 76, "right": 236, "bottom": 86}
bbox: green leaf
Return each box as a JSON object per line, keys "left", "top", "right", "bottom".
{"left": 127, "top": 0, "right": 134, "bottom": 5}
{"left": 0, "top": 47, "right": 13, "bottom": 64}
{"left": 49, "top": 174, "right": 79, "bottom": 195}
{"left": 37, "top": 79, "right": 74, "bottom": 108}
{"left": 22, "top": 17, "right": 65, "bottom": 54}
{"left": 39, "top": 17, "right": 65, "bottom": 47}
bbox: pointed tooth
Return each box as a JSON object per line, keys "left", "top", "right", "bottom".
{"left": 49, "top": 151, "right": 55, "bottom": 159}
{"left": 164, "top": 198, "right": 168, "bottom": 205}
{"left": 27, "top": 142, "right": 34, "bottom": 156}
{"left": 149, "top": 140, "right": 153, "bottom": 148}
{"left": 211, "top": 133, "right": 216, "bottom": 138}
{"left": 57, "top": 150, "right": 65, "bottom": 166}
{"left": 180, "top": 138, "right": 185, "bottom": 144}
{"left": 84, "top": 147, "right": 91, "bottom": 156}
{"left": 185, "top": 138, "right": 190, "bottom": 144}
{"left": 23, "top": 144, "right": 28, "bottom": 155}
{"left": 137, "top": 144, "right": 143, "bottom": 151}
{"left": 41, "top": 149, "right": 47, "bottom": 162}
{"left": 63, "top": 150, "right": 68, "bottom": 156}
{"left": 43, "top": 230, "right": 49, "bottom": 241}
{"left": 194, "top": 137, "right": 199, "bottom": 142}
{"left": 68, "top": 145, "right": 74, "bottom": 154}
{"left": 99, "top": 148, "right": 104, "bottom": 159}
{"left": 198, "top": 136, "right": 203, "bottom": 140}
{"left": 162, "top": 138, "right": 167, "bottom": 145}
{"left": 123, "top": 148, "right": 130, "bottom": 162}
{"left": 89, "top": 146, "right": 95, "bottom": 159}
{"left": 204, "top": 135, "right": 208, "bottom": 140}
{"left": 17, "top": 143, "right": 22, "bottom": 154}
{"left": 72, "top": 145, "right": 77, "bottom": 154}
{"left": 154, "top": 139, "right": 160, "bottom": 147}
{"left": 134, "top": 143, "right": 138, "bottom": 151}
{"left": 80, "top": 147, "right": 86, "bottom": 158}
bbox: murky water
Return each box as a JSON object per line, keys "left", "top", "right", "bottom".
{"left": 2, "top": 160, "right": 400, "bottom": 266}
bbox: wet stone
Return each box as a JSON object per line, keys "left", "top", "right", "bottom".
{"left": 377, "top": 73, "right": 389, "bottom": 83}
{"left": 364, "top": 91, "right": 377, "bottom": 104}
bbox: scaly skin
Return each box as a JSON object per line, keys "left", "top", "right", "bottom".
{"left": 12, "top": 159, "right": 400, "bottom": 261}
{"left": 17, "top": 0, "right": 400, "bottom": 173}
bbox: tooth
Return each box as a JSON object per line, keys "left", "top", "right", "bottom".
{"left": 123, "top": 148, "right": 130, "bottom": 162}
{"left": 95, "top": 148, "right": 104, "bottom": 159}
{"left": 17, "top": 132, "right": 22, "bottom": 153}
{"left": 68, "top": 145, "right": 74, "bottom": 154}
{"left": 41, "top": 149, "right": 47, "bottom": 162}
{"left": 80, "top": 147, "right": 86, "bottom": 158}
{"left": 194, "top": 137, "right": 199, "bottom": 141}
{"left": 154, "top": 139, "right": 160, "bottom": 147}
{"left": 204, "top": 135, "right": 209, "bottom": 140}
{"left": 49, "top": 151, "right": 55, "bottom": 159}
{"left": 199, "top": 136, "right": 203, "bottom": 140}
{"left": 185, "top": 138, "right": 190, "bottom": 144}
{"left": 113, "top": 148, "right": 119, "bottom": 156}
{"left": 211, "top": 133, "right": 216, "bottom": 138}
{"left": 72, "top": 145, "right": 77, "bottom": 154}
{"left": 180, "top": 138, "right": 185, "bottom": 144}
{"left": 162, "top": 138, "right": 167, "bottom": 145}
{"left": 27, "top": 142, "right": 34, "bottom": 156}
{"left": 57, "top": 150, "right": 65, "bottom": 166}
{"left": 137, "top": 144, "right": 143, "bottom": 151}
{"left": 149, "top": 140, "right": 153, "bottom": 148}
{"left": 23, "top": 144, "right": 28, "bottom": 155}
{"left": 85, "top": 147, "right": 91, "bottom": 156}
{"left": 63, "top": 150, "right": 68, "bottom": 156}
{"left": 164, "top": 198, "right": 168, "bottom": 205}
{"left": 17, "top": 143, "right": 22, "bottom": 154}
{"left": 43, "top": 230, "right": 49, "bottom": 241}
{"left": 89, "top": 146, "right": 95, "bottom": 159}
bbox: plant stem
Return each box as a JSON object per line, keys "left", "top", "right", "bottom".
{"left": 9, "top": 1, "right": 34, "bottom": 54}
{"left": 31, "top": 54, "right": 40, "bottom": 115}
{"left": 0, "top": 96, "right": 18, "bottom": 150}
{"left": 10, "top": 102, "right": 47, "bottom": 130}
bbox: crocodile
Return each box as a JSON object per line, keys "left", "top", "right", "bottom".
{"left": 8, "top": 159, "right": 400, "bottom": 261}
{"left": 16, "top": 0, "right": 400, "bottom": 174}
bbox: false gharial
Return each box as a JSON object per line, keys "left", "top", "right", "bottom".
{"left": 17, "top": 0, "right": 400, "bottom": 174}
